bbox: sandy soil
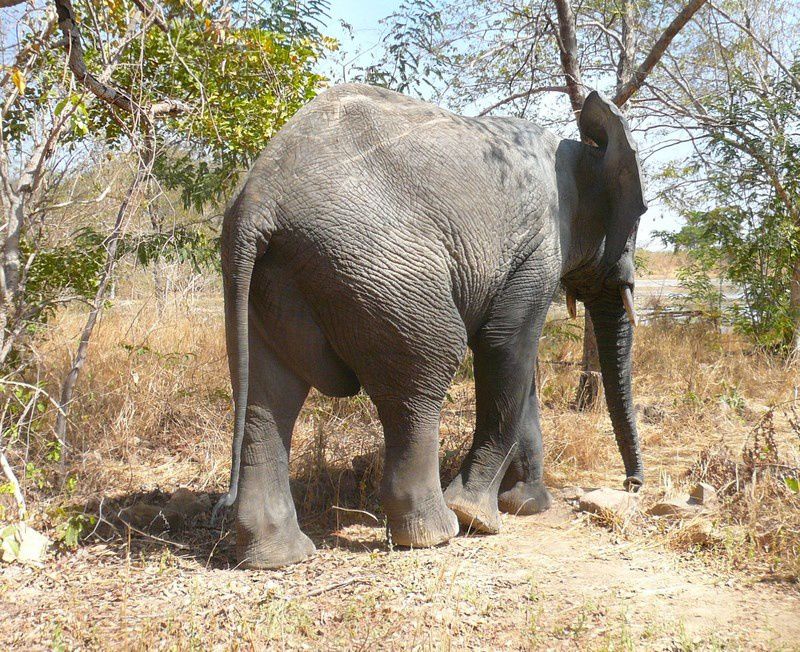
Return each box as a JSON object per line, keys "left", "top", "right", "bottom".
{"left": 2, "top": 490, "right": 798, "bottom": 651}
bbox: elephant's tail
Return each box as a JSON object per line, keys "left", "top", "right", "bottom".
{"left": 212, "top": 194, "right": 271, "bottom": 525}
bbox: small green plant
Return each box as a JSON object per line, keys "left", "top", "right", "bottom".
{"left": 719, "top": 381, "right": 746, "bottom": 414}
{"left": 52, "top": 510, "right": 96, "bottom": 550}
{"left": 25, "top": 462, "right": 46, "bottom": 490}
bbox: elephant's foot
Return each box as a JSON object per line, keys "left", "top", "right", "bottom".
{"left": 236, "top": 518, "right": 316, "bottom": 570}
{"left": 498, "top": 479, "right": 552, "bottom": 516}
{"left": 444, "top": 474, "right": 501, "bottom": 533}
{"left": 385, "top": 493, "right": 459, "bottom": 548}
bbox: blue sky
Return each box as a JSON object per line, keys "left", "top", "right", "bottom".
{"left": 326, "top": 0, "right": 398, "bottom": 43}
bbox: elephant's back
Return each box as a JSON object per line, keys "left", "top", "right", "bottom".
{"left": 244, "top": 85, "right": 562, "bottom": 334}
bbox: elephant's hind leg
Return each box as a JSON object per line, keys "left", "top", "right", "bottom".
{"left": 373, "top": 395, "right": 459, "bottom": 548}
{"left": 234, "top": 324, "right": 314, "bottom": 569}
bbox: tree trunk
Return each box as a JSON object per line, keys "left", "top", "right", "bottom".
{"left": 147, "top": 184, "right": 168, "bottom": 313}
{"left": 791, "top": 256, "right": 800, "bottom": 359}
{"left": 55, "top": 156, "right": 150, "bottom": 461}
{"left": 569, "top": 0, "right": 640, "bottom": 411}
{"left": 575, "top": 311, "right": 602, "bottom": 409}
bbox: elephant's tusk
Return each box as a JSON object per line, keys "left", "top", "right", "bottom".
{"left": 621, "top": 286, "right": 637, "bottom": 326}
{"left": 566, "top": 292, "right": 577, "bottom": 319}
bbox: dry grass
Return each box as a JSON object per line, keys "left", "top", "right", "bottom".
{"left": 637, "top": 249, "right": 689, "bottom": 278}
{"left": 2, "top": 283, "right": 800, "bottom": 649}
{"left": 3, "top": 291, "right": 798, "bottom": 577}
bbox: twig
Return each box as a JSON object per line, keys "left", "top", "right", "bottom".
{"left": 331, "top": 505, "right": 380, "bottom": 524}
{"left": 114, "top": 513, "right": 192, "bottom": 550}
{"left": 278, "top": 577, "right": 368, "bottom": 601}
{"left": 0, "top": 443, "right": 25, "bottom": 518}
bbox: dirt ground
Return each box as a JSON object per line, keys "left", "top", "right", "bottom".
{"left": 2, "top": 488, "right": 799, "bottom": 651}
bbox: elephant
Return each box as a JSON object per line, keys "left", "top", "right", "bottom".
{"left": 214, "top": 84, "right": 646, "bottom": 569}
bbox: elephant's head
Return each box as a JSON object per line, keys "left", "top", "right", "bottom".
{"left": 560, "top": 91, "right": 647, "bottom": 491}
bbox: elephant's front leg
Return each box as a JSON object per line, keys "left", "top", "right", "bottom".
{"left": 496, "top": 378, "right": 552, "bottom": 516}
{"left": 445, "top": 303, "right": 552, "bottom": 531}
{"left": 234, "top": 330, "right": 315, "bottom": 569}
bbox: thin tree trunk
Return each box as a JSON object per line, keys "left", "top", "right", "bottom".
{"left": 55, "top": 156, "right": 150, "bottom": 452}
{"left": 553, "top": 0, "right": 586, "bottom": 114}
{"left": 554, "top": 0, "right": 600, "bottom": 409}
{"left": 147, "top": 184, "right": 168, "bottom": 313}
{"left": 575, "top": 311, "right": 602, "bottom": 409}
{"left": 575, "top": 0, "right": 639, "bottom": 411}
{"left": 791, "top": 256, "right": 800, "bottom": 358}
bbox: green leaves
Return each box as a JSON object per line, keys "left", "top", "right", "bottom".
{"left": 123, "top": 4, "right": 333, "bottom": 209}
{"left": 659, "top": 57, "right": 800, "bottom": 353}
{"left": 54, "top": 94, "right": 90, "bottom": 137}
{"left": 128, "top": 226, "right": 219, "bottom": 272}
{"left": 53, "top": 511, "right": 96, "bottom": 550}
{"left": 20, "top": 228, "right": 108, "bottom": 325}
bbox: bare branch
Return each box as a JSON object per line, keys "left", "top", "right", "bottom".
{"left": 707, "top": 0, "right": 800, "bottom": 92}
{"left": 45, "top": 184, "right": 111, "bottom": 211}
{"left": 553, "top": 0, "right": 586, "bottom": 114}
{"left": 613, "top": 0, "right": 708, "bottom": 106}
{"left": 478, "top": 85, "right": 569, "bottom": 116}
{"left": 578, "top": 20, "right": 624, "bottom": 50}
{"left": 55, "top": 0, "right": 141, "bottom": 116}
{"left": 129, "top": 0, "right": 168, "bottom": 33}
{"left": 54, "top": 0, "right": 187, "bottom": 122}
{"left": 0, "top": 434, "right": 25, "bottom": 518}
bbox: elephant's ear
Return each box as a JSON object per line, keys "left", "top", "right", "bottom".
{"left": 579, "top": 91, "right": 647, "bottom": 266}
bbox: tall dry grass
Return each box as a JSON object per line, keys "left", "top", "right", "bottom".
{"left": 637, "top": 249, "right": 689, "bottom": 278}
{"left": 2, "top": 285, "right": 798, "bottom": 579}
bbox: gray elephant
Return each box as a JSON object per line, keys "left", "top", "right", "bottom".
{"left": 215, "top": 84, "right": 646, "bottom": 569}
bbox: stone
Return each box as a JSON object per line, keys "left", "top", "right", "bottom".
{"left": 682, "top": 519, "right": 717, "bottom": 546}
{"left": 165, "top": 488, "right": 211, "bottom": 521}
{"left": 578, "top": 488, "right": 639, "bottom": 518}
{"left": 561, "top": 486, "right": 585, "bottom": 502}
{"left": 635, "top": 403, "right": 666, "bottom": 424}
{"left": 648, "top": 496, "right": 701, "bottom": 518}
{"left": 120, "top": 503, "right": 179, "bottom": 531}
{"left": 121, "top": 489, "right": 212, "bottom": 533}
{"left": 0, "top": 522, "right": 50, "bottom": 565}
{"left": 689, "top": 482, "right": 718, "bottom": 506}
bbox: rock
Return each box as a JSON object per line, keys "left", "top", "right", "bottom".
{"left": 635, "top": 403, "right": 666, "bottom": 424}
{"left": 648, "top": 496, "right": 702, "bottom": 518}
{"left": 165, "top": 488, "right": 211, "bottom": 521}
{"left": 561, "top": 486, "right": 585, "bottom": 502}
{"left": 0, "top": 522, "right": 50, "bottom": 565}
{"left": 121, "top": 489, "right": 211, "bottom": 533}
{"left": 689, "top": 482, "right": 718, "bottom": 506}
{"left": 682, "top": 519, "right": 717, "bottom": 546}
{"left": 578, "top": 488, "right": 639, "bottom": 518}
{"left": 120, "top": 503, "right": 179, "bottom": 531}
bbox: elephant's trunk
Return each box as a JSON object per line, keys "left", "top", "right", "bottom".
{"left": 587, "top": 288, "right": 643, "bottom": 490}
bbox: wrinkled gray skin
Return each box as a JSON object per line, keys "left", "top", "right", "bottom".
{"left": 216, "top": 84, "right": 647, "bottom": 569}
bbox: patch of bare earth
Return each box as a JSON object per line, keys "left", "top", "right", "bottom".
{"left": 2, "top": 491, "right": 798, "bottom": 650}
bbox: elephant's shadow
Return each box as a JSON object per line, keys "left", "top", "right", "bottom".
{"left": 77, "top": 443, "right": 472, "bottom": 568}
